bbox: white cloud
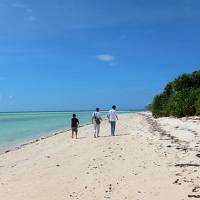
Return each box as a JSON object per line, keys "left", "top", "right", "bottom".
{"left": 96, "top": 54, "right": 114, "bottom": 62}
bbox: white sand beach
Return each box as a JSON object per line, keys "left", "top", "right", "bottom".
{"left": 0, "top": 112, "right": 200, "bottom": 200}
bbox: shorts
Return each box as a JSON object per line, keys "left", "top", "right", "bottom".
{"left": 72, "top": 127, "right": 78, "bottom": 133}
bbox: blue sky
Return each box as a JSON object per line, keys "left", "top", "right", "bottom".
{"left": 0, "top": 0, "right": 200, "bottom": 112}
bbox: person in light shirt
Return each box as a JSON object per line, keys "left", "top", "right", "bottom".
{"left": 107, "top": 105, "right": 118, "bottom": 136}
{"left": 92, "top": 108, "right": 102, "bottom": 138}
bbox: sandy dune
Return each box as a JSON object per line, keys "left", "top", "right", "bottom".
{"left": 0, "top": 112, "right": 200, "bottom": 200}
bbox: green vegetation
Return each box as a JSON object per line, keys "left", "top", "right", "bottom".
{"left": 149, "top": 70, "right": 200, "bottom": 118}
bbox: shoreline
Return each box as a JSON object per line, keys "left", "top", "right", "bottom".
{"left": 1, "top": 110, "right": 197, "bottom": 155}
{"left": 0, "top": 113, "right": 128, "bottom": 155}
{"left": 1, "top": 111, "right": 198, "bottom": 156}
{"left": 0, "top": 111, "right": 118, "bottom": 155}
{"left": 0, "top": 122, "right": 91, "bottom": 156}
{"left": 1, "top": 112, "right": 200, "bottom": 200}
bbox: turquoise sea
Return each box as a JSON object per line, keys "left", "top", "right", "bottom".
{"left": 0, "top": 111, "right": 132, "bottom": 152}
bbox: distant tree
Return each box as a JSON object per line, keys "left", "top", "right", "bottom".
{"left": 191, "top": 70, "right": 200, "bottom": 89}
{"left": 195, "top": 96, "right": 200, "bottom": 115}
{"left": 149, "top": 70, "right": 200, "bottom": 118}
{"left": 151, "top": 94, "right": 169, "bottom": 118}
{"left": 173, "top": 73, "right": 192, "bottom": 91}
{"left": 163, "top": 82, "right": 173, "bottom": 96}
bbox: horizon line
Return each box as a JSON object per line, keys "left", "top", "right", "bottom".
{"left": 0, "top": 108, "right": 145, "bottom": 114}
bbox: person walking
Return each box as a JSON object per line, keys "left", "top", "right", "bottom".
{"left": 107, "top": 105, "right": 118, "bottom": 136}
{"left": 71, "top": 114, "right": 79, "bottom": 139}
{"left": 92, "top": 108, "right": 102, "bottom": 138}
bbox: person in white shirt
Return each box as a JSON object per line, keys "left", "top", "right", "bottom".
{"left": 107, "top": 105, "right": 118, "bottom": 136}
{"left": 92, "top": 108, "right": 102, "bottom": 138}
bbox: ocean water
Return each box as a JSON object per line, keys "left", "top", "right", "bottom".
{"left": 0, "top": 111, "right": 131, "bottom": 152}
{"left": 0, "top": 111, "right": 96, "bottom": 151}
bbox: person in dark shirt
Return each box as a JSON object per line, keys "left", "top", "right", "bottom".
{"left": 71, "top": 114, "right": 79, "bottom": 139}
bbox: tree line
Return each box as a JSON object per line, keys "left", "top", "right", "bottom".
{"left": 148, "top": 70, "right": 200, "bottom": 118}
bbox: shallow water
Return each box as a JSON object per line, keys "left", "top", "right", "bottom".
{"left": 0, "top": 111, "right": 94, "bottom": 150}
{"left": 0, "top": 111, "right": 132, "bottom": 151}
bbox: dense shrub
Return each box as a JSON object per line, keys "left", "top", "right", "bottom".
{"left": 149, "top": 70, "right": 200, "bottom": 118}
{"left": 196, "top": 96, "right": 200, "bottom": 115}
